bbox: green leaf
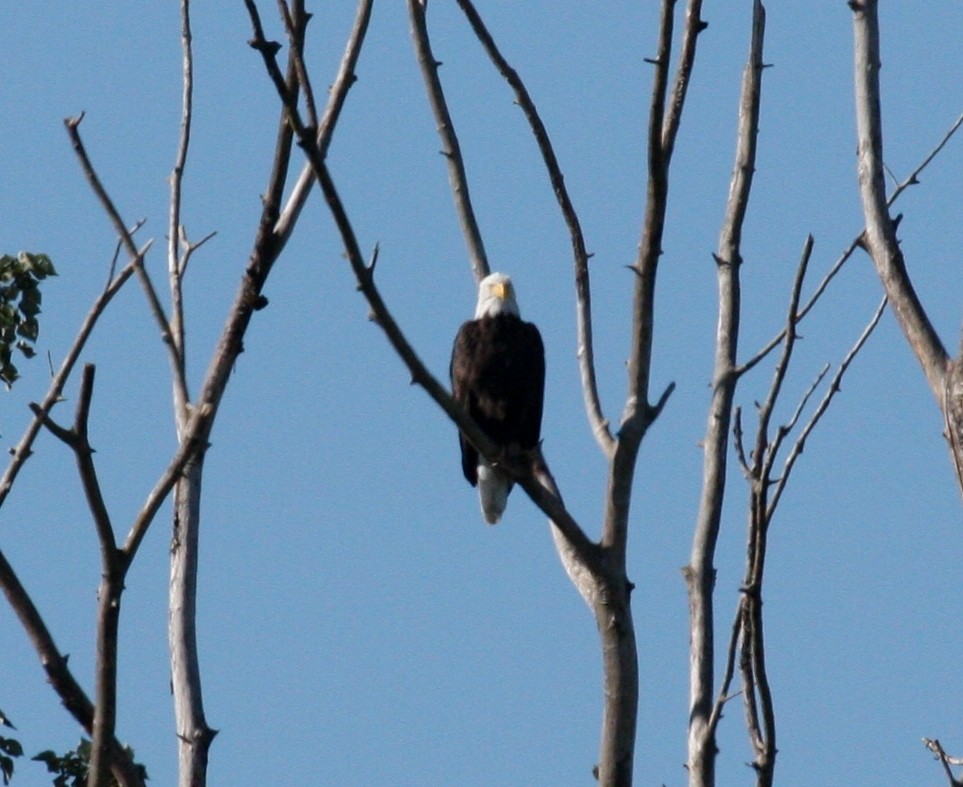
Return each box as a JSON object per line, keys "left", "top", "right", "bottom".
{"left": 0, "top": 740, "right": 21, "bottom": 759}
{"left": 1, "top": 363, "right": 19, "bottom": 388}
{"left": 31, "top": 750, "right": 58, "bottom": 770}
{"left": 0, "top": 251, "right": 55, "bottom": 390}
{"left": 16, "top": 317, "right": 38, "bottom": 342}
{"left": 22, "top": 252, "right": 57, "bottom": 279}
{"left": 19, "top": 288, "right": 41, "bottom": 317}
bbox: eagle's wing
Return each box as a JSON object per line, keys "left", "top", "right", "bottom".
{"left": 450, "top": 320, "right": 480, "bottom": 486}
{"left": 517, "top": 320, "right": 546, "bottom": 450}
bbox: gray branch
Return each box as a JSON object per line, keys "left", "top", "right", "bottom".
{"left": 685, "top": 4, "right": 765, "bottom": 784}
{"left": 851, "top": 0, "right": 948, "bottom": 401}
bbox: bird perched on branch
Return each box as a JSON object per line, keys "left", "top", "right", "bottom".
{"left": 450, "top": 272, "right": 545, "bottom": 524}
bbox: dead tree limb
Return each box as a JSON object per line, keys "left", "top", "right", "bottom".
{"left": 851, "top": 0, "right": 948, "bottom": 400}
{"left": 685, "top": 4, "right": 764, "bottom": 785}
{"left": 407, "top": 0, "right": 489, "bottom": 282}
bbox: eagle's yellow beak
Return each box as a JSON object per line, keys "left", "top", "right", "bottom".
{"left": 491, "top": 281, "right": 508, "bottom": 300}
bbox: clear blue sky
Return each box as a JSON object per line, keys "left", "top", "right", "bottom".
{"left": 2, "top": 3, "right": 963, "bottom": 785}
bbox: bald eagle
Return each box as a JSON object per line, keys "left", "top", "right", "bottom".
{"left": 450, "top": 272, "right": 545, "bottom": 524}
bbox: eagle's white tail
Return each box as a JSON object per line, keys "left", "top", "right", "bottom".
{"left": 477, "top": 461, "right": 513, "bottom": 525}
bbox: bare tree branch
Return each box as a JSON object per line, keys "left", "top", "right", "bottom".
{"left": 123, "top": 405, "right": 213, "bottom": 562}
{"left": 27, "top": 363, "right": 135, "bottom": 787}
{"left": 611, "top": 0, "right": 707, "bottom": 550}
{"left": 454, "top": 0, "right": 614, "bottom": 456}
{"left": 751, "top": 235, "right": 812, "bottom": 476}
{"left": 247, "top": 0, "right": 604, "bottom": 573}
{"left": 851, "top": 0, "right": 948, "bottom": 401}
{"left": 766, "top": 296, "right": 887, "bottom": 520}
{"left": 273, "top": 0, "right": 373, "bottom": 246}
{"left": 0, "top": 546, "right": 145, "bottom": 787}
{"left": 738, "top": 235, "right": 837, "bottom": 376}
{"left": 407, "top": 0, "right": 489, "bottom": 283}
{"left": 685, "top": 4, "right": 764, "bottom": 784}
{"left": 276, "top": 0, "right": 318, "bottom": 128}
{"left": 662, "top": 0, "right": 707, "bottom": 159}
{"left": 924, "top": 738, "right": 963, "bottom": 787}
{"left": 70, "top": 365, "right": 122, "bottom": 787}
{"left": 0, "top": 243, "right": 149, "bottom": 513}
{"left": 167, "top": 0, "right": 196, "bottom": 430}
{"left": 64, "top": 115, "right": 191, "bottom": 413}
{"left": 29, "top": 356, "right": 216, "bottom": 787}
{"left": 741, "top": 107, "right": 961, "bottom": 377}
{"left": 0, "top": 238, "right": 155, "bottom": 786}
{"left": 163, "top": 7, "right": 375, "bottom": 781}
{"left": 729, "top": 284, "right": 885, "bottom": 787}
{"left": 887, "top": 112, "right": 963, "bottom": 206}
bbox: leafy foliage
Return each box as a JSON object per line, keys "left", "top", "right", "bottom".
{"left": 32, "top": 739, "right": 147, "bottom": 787}
{"left": 0, "top": 735, "right": 23, "bottom": 786}
{"left": 0, "top": 708, "right": 21, "bottom": 786}
{"left": 0, "top": 252, "right": 57, "bottom": 388}
{"left": 31, "top": 745, "right": 85, "bottom": 787}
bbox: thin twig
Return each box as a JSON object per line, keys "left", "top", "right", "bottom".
{"left": 707, "top": 593, "right": 747, "bottom": 736}
{"left": 277, "top": 0, "right": 318, "bottom": 128}
{"left": 407, "top": 0, "right": 489, "bottom": 282}
{"left": 107, "top": 220, "right": 146, "bottom": 289}
{"left": 64, "top": 116, "right": 191, "bottom": 413}
{"left": 733, "top": 407, "right": 750, "bottom": 476}
{"left": 751, "top": 231, "right": 811, "bottom": 472}
{"left": 766, "top": 295, "right": 887, "bottom": 520}
{"left": 763, "top": 363, "right": 829, "bottom": 478}
{"left": 167, "top": 0, "right": 195, "bottom": 426}
{"left": 0, "top": 245, "right": 149, "bottom": 514}
{"left": 739, "top": 235, "right": 816, "bottom": 376}
{"left": 122, "top": 403, "right": 213, "bottom": 562}
{"left": 662, "top": 0, "right": 707, "bottom": 158}
{"left": 741, "top": 109, "right": 962, "bottom": 376}
{"left": 273, "top": 0, "right": 372, "bottom": 246}
{"left": 888, "top": 112, "right": 963, "bottom": 206}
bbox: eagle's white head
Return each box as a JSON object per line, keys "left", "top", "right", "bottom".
{"left": 475, "top": 272, "right": 520, "bottom": 319}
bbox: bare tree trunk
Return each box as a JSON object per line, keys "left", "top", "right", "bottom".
{"left": 169, "top": 458, "right": 215, "bottom": 787}
{"left": 592, "top": 583, "right": 638, "bottom": 786}
{"left": 88, "top": 566, "right": 123, "bottom": 787}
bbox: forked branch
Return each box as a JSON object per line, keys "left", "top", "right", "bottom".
{"left": 742, "top": 111, "right": 963, "bottom": 377}
{"left": 851, "top": 0, "right": 948, "bottom": 401}
{"left": 727, "top": 286, "right": 885, "bottom": 787}
{"left": 64, "top": 116, "right": 190, "bottom": 413}
{"left": 273, "top": 0, "right": 373, "bottom": 245}
{"left": 686, "top": 4, "right": 764, "bottom": 784}
{"left": 924, "top": 738, "right": 963, "bottom": 787}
